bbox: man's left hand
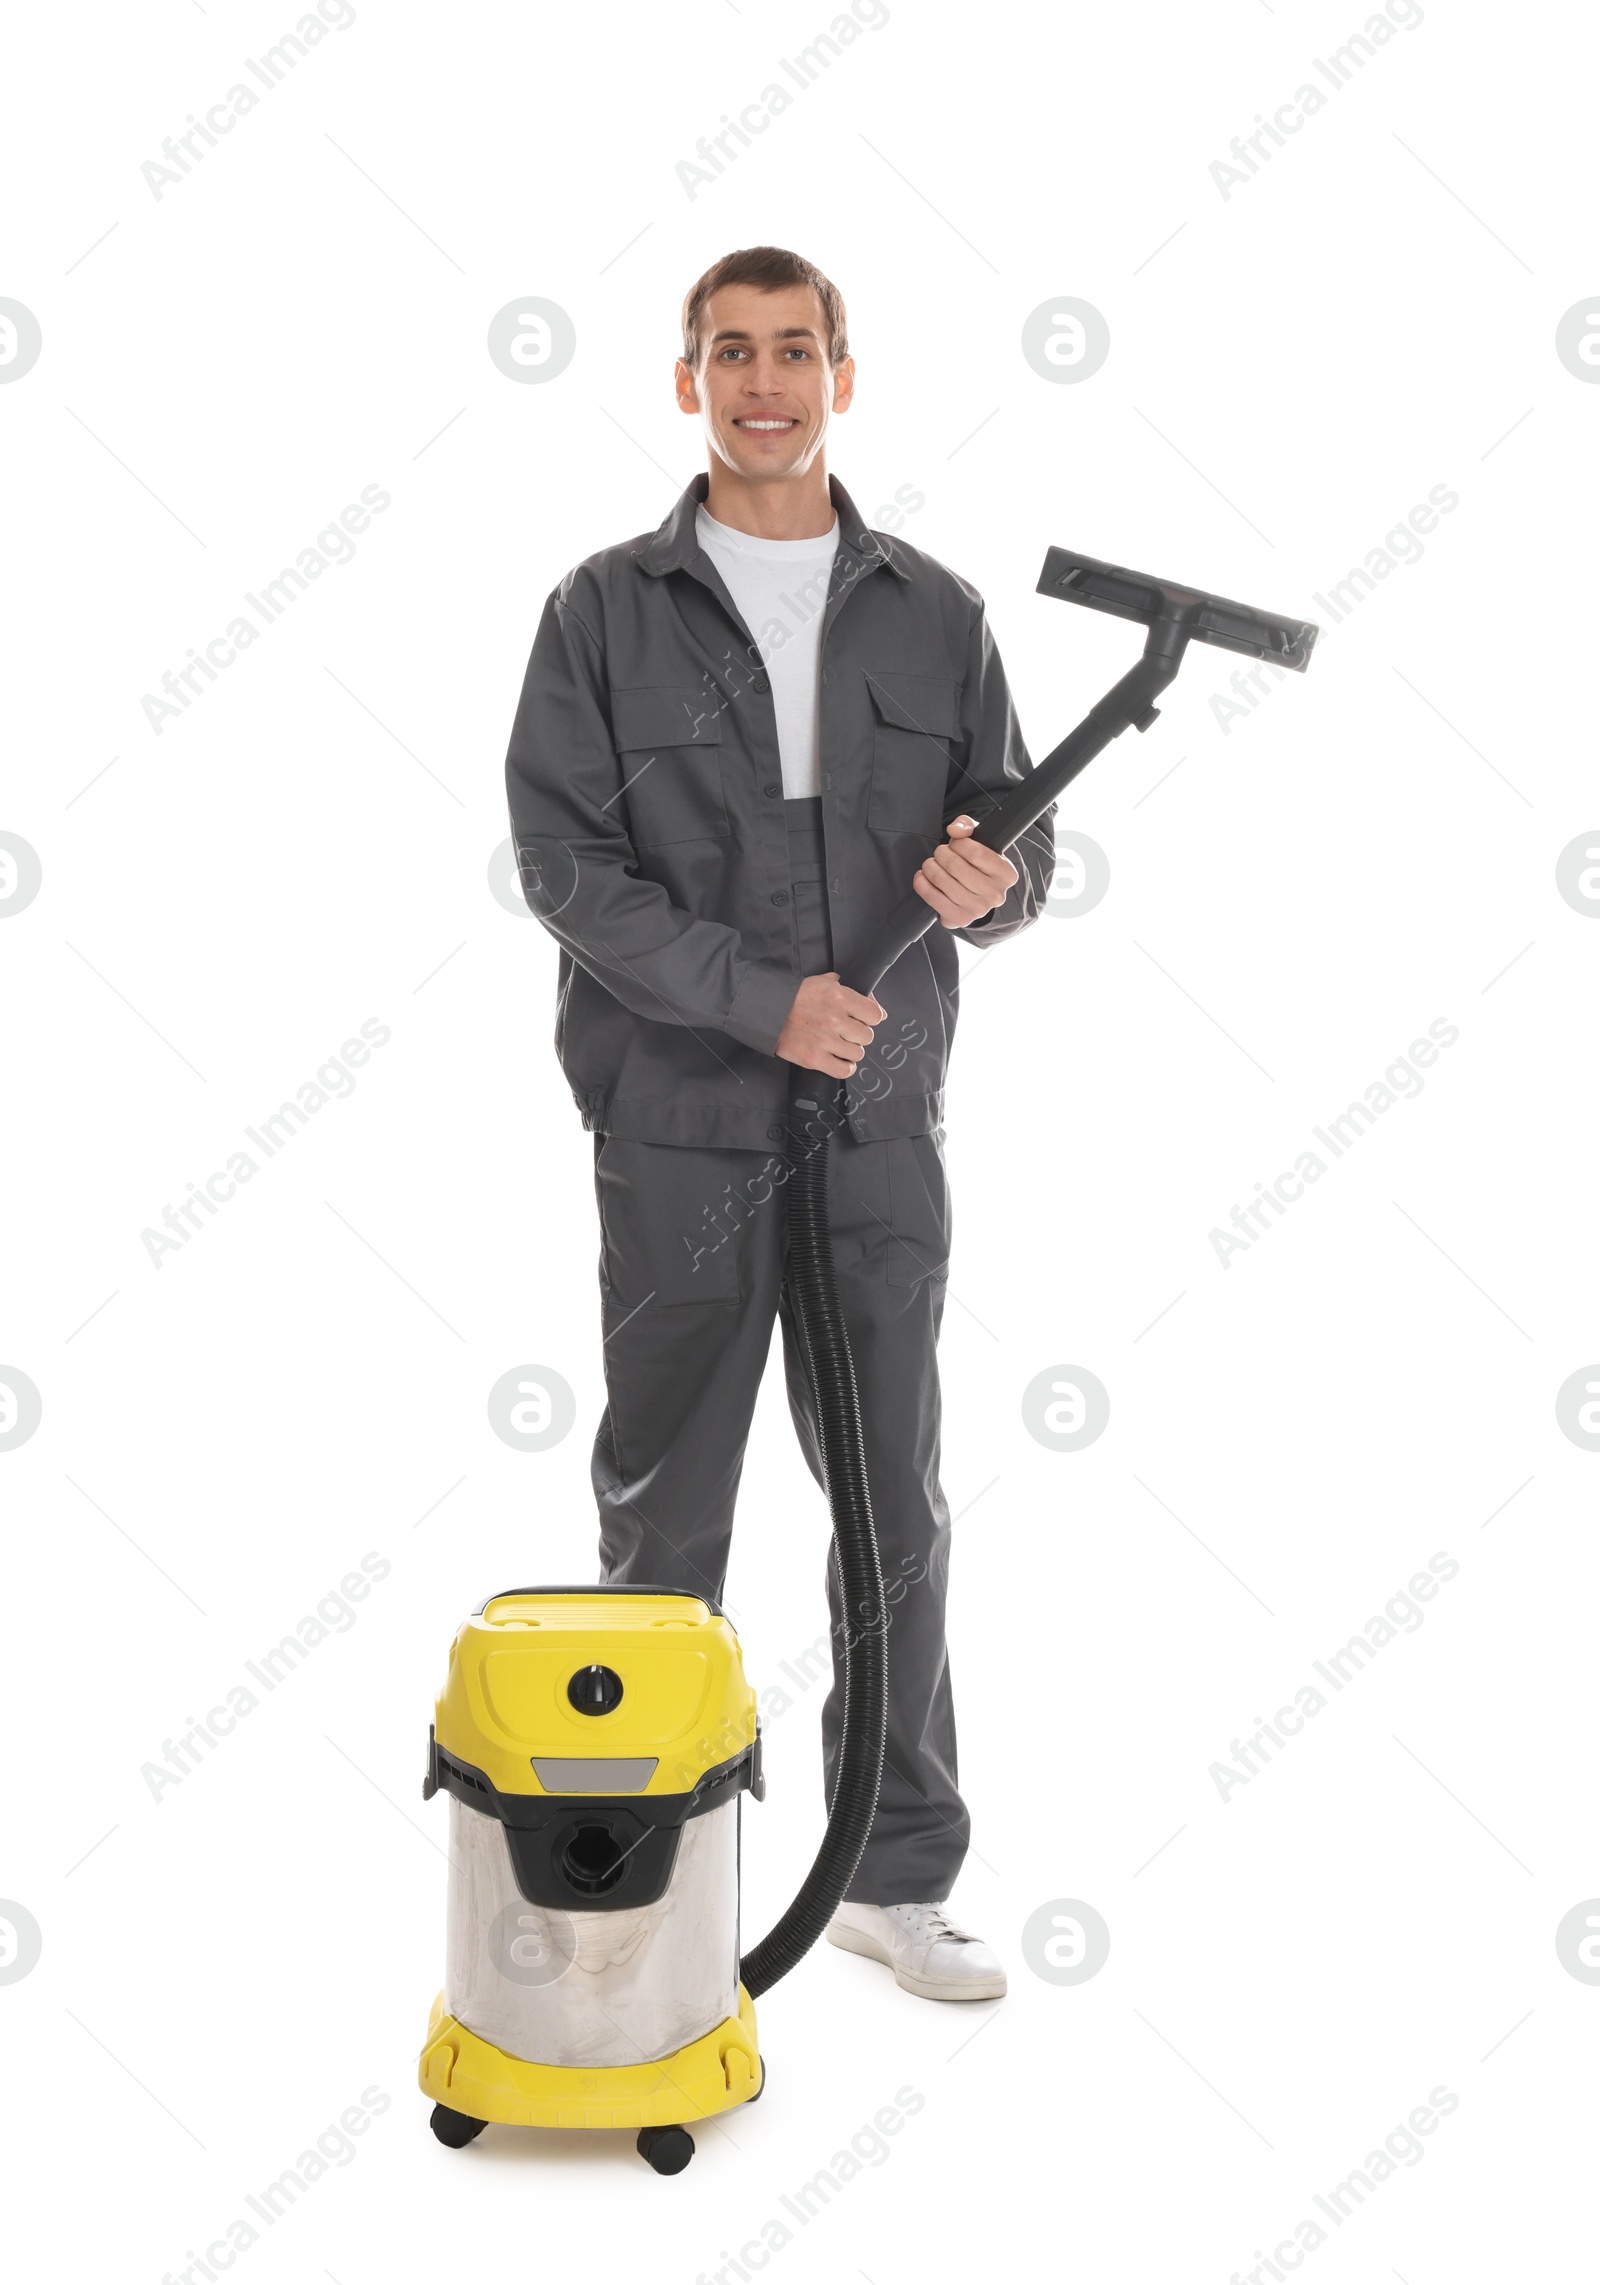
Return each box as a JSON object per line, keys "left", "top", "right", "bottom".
{"left": 912, "top": 816, "right": 1019, "bottom": 929}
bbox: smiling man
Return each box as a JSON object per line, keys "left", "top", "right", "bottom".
{"left": 505, "top": 245, "right": 1054, "bottom": 2002}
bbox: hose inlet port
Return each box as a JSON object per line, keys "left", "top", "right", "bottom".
{"left": 559, "top": 1823, "right": 630, "bottom": 1897}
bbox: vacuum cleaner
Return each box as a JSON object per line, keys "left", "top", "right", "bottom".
{"left": 418, "top": 547, "right": 1319, "bottom": 2171}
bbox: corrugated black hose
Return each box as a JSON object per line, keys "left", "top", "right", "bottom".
{"left": 739, "top": 1072, "right": 886, "bottom": 2000}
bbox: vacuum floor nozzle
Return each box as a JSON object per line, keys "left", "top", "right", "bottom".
{"left": 846, "top": 544, "right": 1320, "bottom": 995}
{"left": 1038, "top": 545, "right": 1318, "bottom": 672}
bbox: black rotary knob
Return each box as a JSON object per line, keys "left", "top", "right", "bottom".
{"left": 568, "top": 1663, "right": 623, "bottom": 1715}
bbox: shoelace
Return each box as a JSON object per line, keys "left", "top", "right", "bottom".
{"left": 887, "top": 1903, "right": 975, "bottom": 1946}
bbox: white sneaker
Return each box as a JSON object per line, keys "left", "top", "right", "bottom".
{"left": 825, "top": 1901, "right": 1007, "bottom": 2001}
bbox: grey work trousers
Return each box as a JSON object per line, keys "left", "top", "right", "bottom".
{"left": 588, "top": 797, "right": 967, "bottom": 1901}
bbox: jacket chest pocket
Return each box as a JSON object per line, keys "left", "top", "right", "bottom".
{"left": 864, "top": 670, "right": 957, "bottom": 838}
{"left": 610, "top": 684, "right": 729, "bottom": 848}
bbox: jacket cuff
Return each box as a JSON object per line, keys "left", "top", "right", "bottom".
{"left": 724, "top": 962, "right": 799, "bottom": 1057}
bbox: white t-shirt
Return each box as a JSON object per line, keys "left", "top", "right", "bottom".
{"left": 694, "top": 504, "right": 841, "bottom": 800}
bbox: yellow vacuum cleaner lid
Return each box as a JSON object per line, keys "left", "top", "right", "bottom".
{"left": 433, "top": 1587, "right": 757, "bottom": 1798}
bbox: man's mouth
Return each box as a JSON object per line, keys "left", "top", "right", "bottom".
{"left": 733, "top": 417, "right": 799, "bottom": 431}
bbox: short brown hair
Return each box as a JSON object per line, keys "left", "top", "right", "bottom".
{"left": 680, "top": 246, "right": 848, "bottom": 375}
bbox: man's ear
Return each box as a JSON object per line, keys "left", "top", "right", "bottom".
{"left": 832, "top": 354, "right": 856, "bottom": 414}
{"left": 674, "top": 357, "right": 700, "bottom": 416}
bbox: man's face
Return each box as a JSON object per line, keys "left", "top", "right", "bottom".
{"left": 675, "top": 281, "right": 854, "bottom": 483}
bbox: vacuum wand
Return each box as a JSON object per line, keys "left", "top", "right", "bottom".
{"left": 842, "top": 546, "right": 1320, "bottom": 998}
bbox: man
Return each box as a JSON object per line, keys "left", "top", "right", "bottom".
{"left": 505, "top": 246, "right": 1053, "bottom": 2001}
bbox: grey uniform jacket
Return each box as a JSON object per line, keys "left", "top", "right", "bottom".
{"left": 504, "top": 470, "right": 1055, "bottom": 1150}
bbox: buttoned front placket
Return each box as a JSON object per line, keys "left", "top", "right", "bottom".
{"left": 816, "top": 528, "right": 899, "bottom": 1138}
{"left": 672, "top": 547, "right": 802, "bottom": 973}
{"left": 816, "top": 522, "right": 895, "bottom": 890}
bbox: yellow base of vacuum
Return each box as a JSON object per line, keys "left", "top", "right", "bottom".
{"left": 419, "top": 1986, "right": 763, "bottom": 2130}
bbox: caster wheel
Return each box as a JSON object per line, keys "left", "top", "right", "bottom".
{"left": 430, "top": 2103, "right": 487, "bottom": 2149}
{"left": 636, "top": 2123, "right": 695, "bottom": 2174}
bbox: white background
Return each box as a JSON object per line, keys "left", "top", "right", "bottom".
{"left": 4, "top": 1, "right": 1598, "bottom": 2278}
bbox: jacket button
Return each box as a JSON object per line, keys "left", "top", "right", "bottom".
{"left": 770, "top": 890, "right": 789, "bottom": 905}
{"left": 752, "top": 671, "right": 772, "bottom": 694}
{"left": 767, "top": 1123, "right": 785, "bottom": 1140}
{"left": 764, "top": 782, "right": 780, "bottom": 798}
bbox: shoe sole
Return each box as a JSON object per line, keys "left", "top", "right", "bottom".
{"left": 825, "top": 1922, "right": 1007, "bottom": 2002}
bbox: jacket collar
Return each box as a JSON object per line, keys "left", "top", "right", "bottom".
{"left": 635, "top": 469, "right": 911, "bottom": 582}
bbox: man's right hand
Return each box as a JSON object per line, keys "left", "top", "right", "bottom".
{"left": 775, "top": 972, "right": 887, "bottom": 1078}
